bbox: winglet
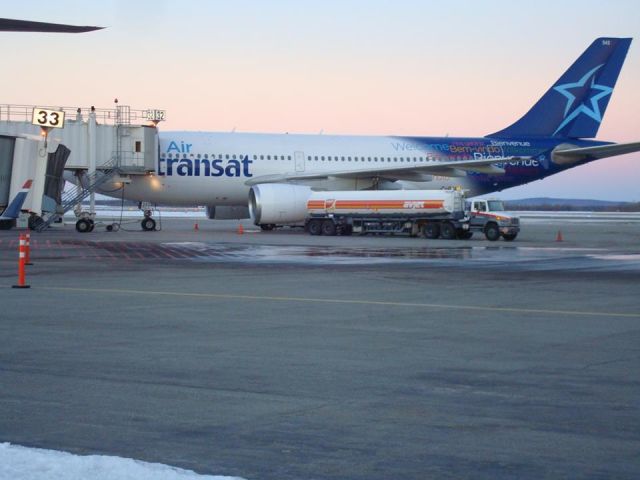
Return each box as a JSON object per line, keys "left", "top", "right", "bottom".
{"left": 0, "top": 178, "right": 33, "bottom": 219}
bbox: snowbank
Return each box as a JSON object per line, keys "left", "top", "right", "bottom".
{"left": 0, "top": 443, "right": 244, "bottom": 480}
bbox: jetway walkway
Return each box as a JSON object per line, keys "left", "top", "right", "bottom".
{"left": 0, "top": 104, "right": 164, "bottom": 230}
{"left": 0, "top": 104, "right": 161, "bottom": 173}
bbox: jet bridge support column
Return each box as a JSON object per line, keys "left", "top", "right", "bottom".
{"left": 88, "top": 109, "right": 97, "bottom": 215}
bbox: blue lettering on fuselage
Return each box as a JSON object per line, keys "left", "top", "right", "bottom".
{"left": 158, "top": 155, "right": 253, "bottom": 177}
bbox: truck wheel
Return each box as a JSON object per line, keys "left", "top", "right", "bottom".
{"left": 321, "top": 219, "right": 337, "bottom": 236}
{"left": 457, "top": 230, "right": 473, "bottom": 240}
{"left": 308, "top": 219, "right": 322, "bottom": 236}
{"left": 440, "top": 222, "right": 456, "bottom": 240}
{"left": 423, "top": 222, "right": 440, "bottom": 239}
{"left": 484, "top": 223, "right": 500, "bottom": 241}
{"left": 502, "top": 233, "right": 518, "bottom": 241}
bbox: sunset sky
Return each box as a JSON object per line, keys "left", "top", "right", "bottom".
{"left": 2, "top": 0, "right": 639, "bottom": 200}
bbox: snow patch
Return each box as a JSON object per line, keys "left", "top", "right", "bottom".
{"left": 0, "top": 443, "right": 244, "bottom": 480}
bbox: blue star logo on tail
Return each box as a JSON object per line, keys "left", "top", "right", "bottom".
{"left": 553, "top": 64, "right": 613, "bottom": 135}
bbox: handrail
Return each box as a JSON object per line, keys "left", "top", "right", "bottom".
{"left": 0, "top": 104, "right": 163, "bottom": 126}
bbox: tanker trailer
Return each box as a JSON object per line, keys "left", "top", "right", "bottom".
{"left": 305, "top": 189, "right": 468, "bottom": 238}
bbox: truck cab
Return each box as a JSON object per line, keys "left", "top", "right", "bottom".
{"left": 466, "top": 199, "right": 520, "bottom": 241}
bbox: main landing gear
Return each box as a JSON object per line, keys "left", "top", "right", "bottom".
{"left": 141, "top": 210, "right": 156, "bottom": 231}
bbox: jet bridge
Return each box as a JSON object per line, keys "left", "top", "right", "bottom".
{"left": 0, "top": 104, "right": 163, "bottom": 229}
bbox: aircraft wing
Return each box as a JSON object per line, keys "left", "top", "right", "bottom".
{"left": 0, "top": 18, "right": 103, "bottom": 33}
{"left": 553, "top": 141, "right": 640, "bottom": 162}
{"left": 244, "top": 156, "right": 525, "bottom": 186}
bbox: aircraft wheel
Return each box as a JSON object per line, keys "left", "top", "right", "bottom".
{"left": 457, "top": 230, "right": 473, "bottom": 240}
{"left": 76, "top": 218, "right": 92, "bottom": 233}
{"left": 502, "top": 233, "right": 518, "bottom": 241}
{"left": 260, "top": 224, "right": 275, "bottom": 231}
{"left": 141, "top": 217, "right": 156, "bottom": 231}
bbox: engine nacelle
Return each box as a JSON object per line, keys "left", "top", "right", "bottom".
{"left": 249, "top": 184, "right": 312, "bottom": 225}
{"left": 206, "top": 205, "right": 250, "bottom": 220}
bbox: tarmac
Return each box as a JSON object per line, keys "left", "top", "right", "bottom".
{"left": 1, "top": 217, "right": 639, "bottom": 479}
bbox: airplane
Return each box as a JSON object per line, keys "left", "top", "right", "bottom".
{"left": 0, "top": 18, "right": 102, "bottom": 33}
{"left": 86, "top": 37, "right": 635, "bottom": 230}
{"left": 0, "top": 179, "right": 32, "bottom": 229}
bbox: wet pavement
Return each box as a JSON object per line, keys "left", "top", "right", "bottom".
{"left": 1, "top": 218, "right": 639, "bottom": 479}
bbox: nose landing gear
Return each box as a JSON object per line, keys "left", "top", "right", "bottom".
{"left": 141, "top": 209, "right": 156, "bottom": 231}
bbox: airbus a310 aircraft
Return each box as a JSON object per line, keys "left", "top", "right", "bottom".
{"left": 99, "top": 37, "right": 638, "bottom": 229}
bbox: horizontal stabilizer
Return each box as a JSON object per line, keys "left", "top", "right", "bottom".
{"left": 552, "top": 142, "right": 640, "bottom": 164}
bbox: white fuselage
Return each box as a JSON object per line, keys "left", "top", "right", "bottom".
{"left": 102, "top": 131, "right": 476, "bottom": 207}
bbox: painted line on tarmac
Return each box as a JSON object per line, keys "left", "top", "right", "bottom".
{"left": 30, "top": 286, "right": 640, "bottom": 319}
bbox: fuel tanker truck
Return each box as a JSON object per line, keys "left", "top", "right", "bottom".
{"left": 248, "top": 185, "right": 520, "bottom": 241}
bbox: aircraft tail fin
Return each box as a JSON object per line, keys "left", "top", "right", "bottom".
{"left": 0, "top": 180, "right": 32, "bottom": 219}
{"left": 490, "top": 37, "right": 632, "bottom": 139}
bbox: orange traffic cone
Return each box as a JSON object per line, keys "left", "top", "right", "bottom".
{"left": 12, "top": 234, "right": 30, "bottom": 289}
{"left": 25, "top": 232, "right": 33, "bottom": 265}
{"left": 194, "top": 222, "right": 199, "bottom": 231}
{"left": 237, "top": 224, "right": 244, "bottom": 235}
{"left": 556, "top": 230, "right": 563, "bottom": 242}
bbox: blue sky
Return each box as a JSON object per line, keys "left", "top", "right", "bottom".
{"left": 2, "top": 0, "right": 639, "bottom": 200}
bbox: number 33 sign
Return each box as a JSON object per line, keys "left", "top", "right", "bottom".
{"left": 31, "top": 108, "right": 65, "bottom": 129}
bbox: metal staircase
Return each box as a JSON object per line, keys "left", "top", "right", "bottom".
{"left": 33, "top": 158, "right": 120, "bottom": 232}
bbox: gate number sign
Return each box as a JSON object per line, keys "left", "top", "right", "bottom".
{"left": 31, "top": 108, "right": 65, "bottom": 129}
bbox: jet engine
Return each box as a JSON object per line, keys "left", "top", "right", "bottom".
{"left": 249, "top": 184, "right": 312, "bottom": 226}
